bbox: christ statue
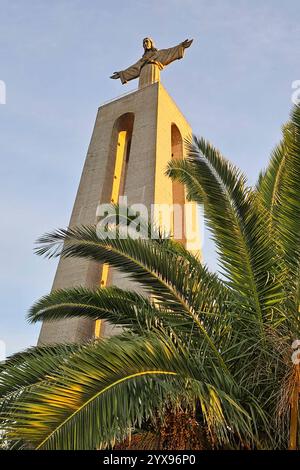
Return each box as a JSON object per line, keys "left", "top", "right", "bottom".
{"left": 110, "top": 37, "right": 193, "bottom": 89}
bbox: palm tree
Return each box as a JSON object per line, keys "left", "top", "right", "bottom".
{"left": 1, "top": 105, "right": 300, "bottom": 450}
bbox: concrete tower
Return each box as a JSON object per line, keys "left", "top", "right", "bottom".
{"left": 38, "top": 40, "right": 201, "bottom": 345}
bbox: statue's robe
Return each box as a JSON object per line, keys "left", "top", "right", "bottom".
{"left": 119, "top": 43, "right": 185, "bottom": 88}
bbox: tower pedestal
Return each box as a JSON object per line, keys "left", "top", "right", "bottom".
{"left": 38, "top": 82, "right": 201, "bottom": 345}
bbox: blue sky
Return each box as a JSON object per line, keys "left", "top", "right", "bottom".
{"left": 0, "top": 0, "right": 299, "bottom": 356}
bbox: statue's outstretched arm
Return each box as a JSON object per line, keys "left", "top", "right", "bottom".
{"left": 158, "top": 38, "right": 193, "bottom": 67}
{"left": 110, "top": 59, "right": 142, "bottom": 84}
{"left": 181, "top": 38, "right": 193, "bottom": 49}
{"left": 110, "top": 72, "right": 121, "bottom": 80}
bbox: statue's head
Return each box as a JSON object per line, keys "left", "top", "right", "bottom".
{"left": 143, "top": 37, "right": 156, "bottom": 52}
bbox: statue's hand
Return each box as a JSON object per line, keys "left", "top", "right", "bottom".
{"left": 181, "top": 39, "right": 193, "bottom": 49}
{"left": 110, "top": 71, "right": 120, "bottom": 80}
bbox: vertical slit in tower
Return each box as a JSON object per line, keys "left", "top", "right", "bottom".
{"left": 95, "top": 113, "right": 134, "bottom": 337}
{"left": 171, "top": 123, "right": 186, "bottom": 246}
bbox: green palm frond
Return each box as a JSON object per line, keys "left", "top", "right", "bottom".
{"left": 166, "top": 137, "right": 283, "bottom": 327}
{"left": 257, "top": 106, "right": 300, "bottom": 324}
{"left": 256, "top": 139, "right": 286, "bottom": 216}
{"left": 35, "top": 226, "right": 233, "bottom": 369}
{"left": 28, "top": 286, "right": 195, "bottom": 339}
{"left": 270, "top": 108, "right": 300, "bottom": 309}
{"left": 3, "top": 332, "right": 265, "bottom": 450}
{"left": 0, "top": 343, "right": 82, "bottom": 441}
{"left": 2, "top": 334, "right": 188, "bottom": 449}
{"left": 0, "top": 343, "right": 80, "bottom": 397}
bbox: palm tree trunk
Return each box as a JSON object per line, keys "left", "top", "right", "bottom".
{"left": 289, "top": 364, "right": 300, "bottom": 450}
